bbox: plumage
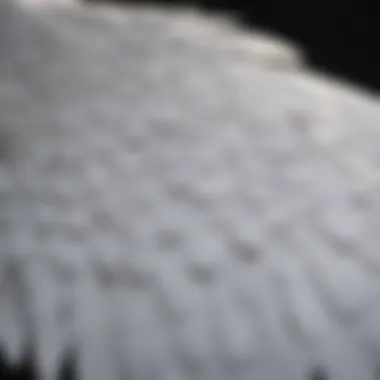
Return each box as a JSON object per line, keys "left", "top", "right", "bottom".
{"left": 1, "top": 1, "right": 380, "bottom": 379}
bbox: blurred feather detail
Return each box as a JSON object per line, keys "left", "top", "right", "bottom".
{"left": 1, "top": 1, "right": 380, "bottom": 380}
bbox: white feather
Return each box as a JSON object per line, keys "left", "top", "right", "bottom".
{"left": 2, "top": 1, "right": 380, "bottom": 380}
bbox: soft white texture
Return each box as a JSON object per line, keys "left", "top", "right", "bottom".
{"left": 1, "top": 2, "right": 380, "bottom": 380}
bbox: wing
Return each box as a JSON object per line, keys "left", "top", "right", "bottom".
{"left": 2, "top": 2, "right": 380, "bottom": 380}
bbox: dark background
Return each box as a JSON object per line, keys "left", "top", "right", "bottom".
{"left": 89, "top": 0, "right": 377, "bottom": 92}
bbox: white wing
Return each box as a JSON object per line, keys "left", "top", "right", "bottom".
{"left": 2, "top": 2, "right": 380, "bottom": 380}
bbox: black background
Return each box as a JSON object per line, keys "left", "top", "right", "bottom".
{"left": 88, "top": 0, "right": 377, "bottom": 91}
